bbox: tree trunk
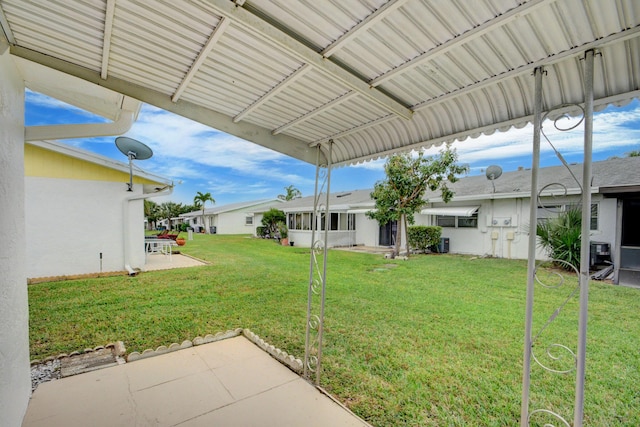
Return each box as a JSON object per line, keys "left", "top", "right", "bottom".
{"left": 404, "top": 215, "right": 411, "bottom": 258}
{"left": 393, "top": 214, "right": 403, "bottom": 258}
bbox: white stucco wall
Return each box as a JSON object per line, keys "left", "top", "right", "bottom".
{"left": 355, "top": 213, "right": 380, "bottom": 247}
{"left": 0, "top": 49, "right": 31, "bottom": 427}
{"left": 25, "top": 178, "right": 146, "bottom": 278}
{"left": 216, "top": 211, "right": 256, "bottom": 235}
{"left": 415, "top": 195, "right": 619, "bottom": 260}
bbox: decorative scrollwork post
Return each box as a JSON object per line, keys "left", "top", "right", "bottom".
{"left": 521, "top": 50, "right": 596, "bottom": 426}
{"left": 304, "top": 141, "right": 332, "bottom": 385}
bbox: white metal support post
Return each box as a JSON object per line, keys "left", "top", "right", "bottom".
{"left": 521, "top": 66, "right": 544, "bottom": 426}
{"left": 304, "top": 141, "right": 333, "bottom": 385}
{"left": 574, "top": 48, "right": 595, "bottom": 427}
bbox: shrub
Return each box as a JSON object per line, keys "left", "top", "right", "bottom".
{"left": 256, "top": 226, "right": 268, "bottom": 238}
{"left": 277, "top": 222, "right": 288, "bottom": 239}
{"left": 261, "top": 208, "right": 286, "bottom": 236}
{"left": 536, "top": 206, "right": 582, "bottom": 269}
{"left": 408, "top": 225, "right": 442, "bottom": 252}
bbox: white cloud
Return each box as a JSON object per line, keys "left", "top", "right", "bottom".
{"left": 123, "top": 105, "right": 285, "bottom": 173}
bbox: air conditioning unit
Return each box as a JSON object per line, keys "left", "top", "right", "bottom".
{"left": 590, "top": 241, "right": 611, "bottom": 267}
{"left": 431, "top": 237, "right": 449, "bottom": 253}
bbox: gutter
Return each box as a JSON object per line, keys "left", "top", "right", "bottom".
{"left": 123, "top": 184, "right": 173, "bottom": 275}
{"left": 24, "top": 109, "right": 136, "bottom": 141}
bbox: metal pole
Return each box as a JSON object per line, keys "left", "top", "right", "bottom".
{"left": 304, "top": 146, "right": 322, "bottom": 379}
{"left": 521, "top": 66, "right": 544, "bottom": 426}
{"left": 315, "top": 140, "right": 333, "bottom": 385}
{"left": 574, "top": 48, "right": 595, "bottom": 427}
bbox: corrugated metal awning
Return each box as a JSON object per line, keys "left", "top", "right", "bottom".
{"left": 0, "top": 0, "right": 638, "bottom": 166}
{"left": 347, "top": 209, "right": 375, "bottom": 214}
{"left": 421, "top": 206, "right": 480, "bottom": 217}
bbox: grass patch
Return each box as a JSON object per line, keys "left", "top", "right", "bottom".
{"left": 29, "top": 234, "right": 640, "bottom": 426}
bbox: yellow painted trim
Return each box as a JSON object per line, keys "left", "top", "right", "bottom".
{"left": 24, "top": 144, "right": 162, "bottom": 185}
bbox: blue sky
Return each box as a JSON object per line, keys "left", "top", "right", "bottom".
{"left": 26, "top": 91, "right": 640, "bottom": 206}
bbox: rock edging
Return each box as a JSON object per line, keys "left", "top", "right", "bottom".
{"left": 242, "top": 329, "right": 303, "bottom": 374}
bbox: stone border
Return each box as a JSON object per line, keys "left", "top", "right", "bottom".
{"left": 30, "top": 341, "right": 126, "bottom": 366}
{"left": 242, "top": 329, "right": 303, "bottom": 373}
{"left": 30, "top": 329, "right": 303, "bottom": 376}
{"left": 126, "top": 328, "right": 243, "bottom": 362}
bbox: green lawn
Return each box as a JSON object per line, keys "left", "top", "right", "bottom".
{"left": 29, "top": 234, "right": 640, "bottom": 426}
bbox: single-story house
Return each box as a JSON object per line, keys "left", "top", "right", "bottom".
{"left": 279, "top": 157, "right": 640, "bottom": 286}
{"left": 180, "top": 198, "right": 283, "bottom": 235}
{"left": 25, "top": 139, "right": 173, "bottom": 280}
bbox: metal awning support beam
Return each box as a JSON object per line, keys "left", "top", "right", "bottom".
{"left": 172, "top": 17, "right": 230, "bottom": 103}
{"left": 370, "top": 0, "right": 555, "bottom": 87}
{"left": 521, "top": 65, "right": 544, "bottom": 426}
{"left": 321, "top": 0, "right": 412, "bottom": 58}
{"left": 235, "top": 63, "right": 311, "bottom": 123}
{"left": 208, "top": 0, "right": 413, "bottom": 120}
{"left": 10, "top": 45, "right": 325, "bottom": 165}
{"left": 413, "top": 26, "right": 640, "bottom": 112}
{"left": 100, "top": 0, "right": 116, "bottom": 80}
{"left": 575, "top": 48, "right": 595, "bottom": 427}
{"left": 273, "top": 91, "right": 357, "bottom": 135}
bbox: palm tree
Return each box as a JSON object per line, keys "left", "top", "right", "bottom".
{"left": 193, "top": 191, "right": 215, "bottom": 233}
{"left": 278, "top": 185, "right": 302, "bottom": 201}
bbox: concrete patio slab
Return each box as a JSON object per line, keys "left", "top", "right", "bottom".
{"left": 142, "top": 253, "right": 207, "bottom": 272}
{"left": 23, "top": 336, "right": 370, "bottom": 427}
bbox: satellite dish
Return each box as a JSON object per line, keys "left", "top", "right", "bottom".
{"left": 485, "top": 165, "right": 503, "bottom": 181}
{"left": 115, "top": 137, "right": 153, "bottom": 191}
{"left": 485, "top": 165, "right": 502, "bottom": 193}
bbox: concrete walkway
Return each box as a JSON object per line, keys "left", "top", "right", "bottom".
{"left": 142, "top": 253, "right": 207, "bottom": 272}
{"left": 23, "top": 336, "right": 370, "bottom": 427}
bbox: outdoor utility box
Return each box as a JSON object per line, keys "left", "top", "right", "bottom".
{"left": 432, "top": 237, "right": 450, "bottom": 253}
{"left": 590, "top": 241, "right": 611, "bottom": 267}
{"left": 210, "top": 226, "right": 217, "bottom": 234}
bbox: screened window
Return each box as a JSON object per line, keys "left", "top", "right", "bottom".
{"left": 436, "top": 215, "right": 456, "bottom": 227}
{"left": 436, "top": 213, "right": 477, "bottom": 228}
{"left": 590, "top": 203, "right": 598, "bottom": 230}
{"left": 245, "top": 216, "right": 253, "bottom": 225}
{"left": 287, "top": 212, "right": 355, "bottom": 231}
{"left": 458, "top": 213, "right": 478, "bottom": 228}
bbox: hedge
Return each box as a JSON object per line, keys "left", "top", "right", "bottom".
{"left": 407, "top": 225, "right": 442, "bottom": 252}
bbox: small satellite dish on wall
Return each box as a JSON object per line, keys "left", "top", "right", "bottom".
{"left": 115, "top": 136, "right": 153, "bottom": 191}
{"left": 485, "top": 165, "right": 502, "bottom": 193}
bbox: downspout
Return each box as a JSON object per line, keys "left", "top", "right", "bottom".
{"left": 123, "top": 184, "right": 173, "bottom": 275}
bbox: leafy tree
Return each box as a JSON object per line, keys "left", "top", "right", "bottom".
{"left": 194, "top": 191, "right": 215, "bottom": 232}
{"left": 158, "top": 201, "right": 184, "bottom": 230}
{"left": 536, "top": 206, "right": 582, "bottom": 269}
{"left": 278, "top": 185, "right": 302, "bottom": 201}
{"left": 144, "top": 199, "right": 161, "bottom": 230}
{"left": 261, "top": 208, "right": 286, "bottom": 237}
{"left": 367, "top": 148, "right": 467, "bottom": 259}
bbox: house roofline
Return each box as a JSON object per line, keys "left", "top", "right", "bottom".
{"left": 27, "top": 139, "right": 172, "bottom": 186}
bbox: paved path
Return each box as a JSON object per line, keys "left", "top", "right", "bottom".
{"left": 142, "top": 253, "right": 207, "bottom": 272}
{"left": 23, "top": 337, "right": 370, "bottom": 427}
